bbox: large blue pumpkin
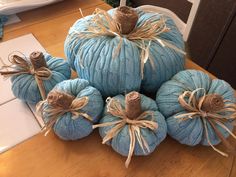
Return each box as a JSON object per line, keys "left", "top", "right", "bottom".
{"left": 156, "top": 70, "right": 236, "bottom": 148}
{"left": 40, "top": 79, "right": 104, "bottom": 140}
{"left": 64, "top": 7, "right": 185, "bottom": 97}
{"left": 11, "top": 52, "right": 71, "bottom": 104}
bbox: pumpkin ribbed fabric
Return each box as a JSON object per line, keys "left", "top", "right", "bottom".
{"left": 64, "top": 8, "right": 185, "bottom": 97}
{"left": 39, "top": 79, "right": 104, "bottom": 140}
{"left": 97, "top": 93, "right": 167, "bottom": 159}
{"left": 11, "top": 53, "right": 71, "bottom": 104}
{"left": 156, "top": 70, "right": 236, "bottom": 146}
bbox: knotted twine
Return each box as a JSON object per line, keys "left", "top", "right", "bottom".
{"left": 36, "top": 90, "right": 92, "bottom": 136}
{"left": 69, "top": 7, "right": 186, "bottom": 78}
{"left": 0, "top": 53, "right": 51, "bottom": 100}
{"left": 175, "top": 88, "right": 236, "bottom": 156}
{"left": 93, "top": 97, "right": 158, "bottom": 168}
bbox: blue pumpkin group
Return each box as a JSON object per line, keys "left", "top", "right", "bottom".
{"left": 1, "top": 2, "right": 235, "bottom": 169}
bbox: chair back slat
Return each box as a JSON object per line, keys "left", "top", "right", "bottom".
{"left": 118, "top": 0, "right": 201, "bottom": 41}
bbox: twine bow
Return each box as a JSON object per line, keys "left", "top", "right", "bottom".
{"left": 69, "top": 8, "right": 186, "bottom": 78}
{"left": 175, "top": 88, "right": 236, "bottom": 156}
{"left": 36, "top": 91, "right": 92, "bottom": 136}
{"left": 93, "top": 97, "right": 158, "bottom": 168}
{"left": 0, "top": 54, "right": 51, "bottom": 100}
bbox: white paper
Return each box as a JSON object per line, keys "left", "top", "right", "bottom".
{"left": 28, "top": 103, "right": 45, "bottom": 128}
{"left": 0, "top": 99, "right": 41, "bottom": 153}
{"left": 0, "top": 33, "right": 46, "bottom": 105}
{"left": 0, "top": 34, "right": 46, "bottom": 153}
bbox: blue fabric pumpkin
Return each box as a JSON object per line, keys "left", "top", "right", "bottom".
{"left": 39, "top": 78, "right": 104, "bottom": 140}
{"left": 64, "top": 7, "right": 185, "bottom": 97}
{"left": 10, "top": 52, "right": 71, "bottom": 104}
{"left": 94, "top": 92, "right": 167, "bottom": 167}
{"left": 156, "top": 70, "right": 236, "bottom": 150}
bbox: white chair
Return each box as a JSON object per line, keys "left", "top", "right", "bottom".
{"left": 120, "top": 0, "right": 201, "bottom": 41}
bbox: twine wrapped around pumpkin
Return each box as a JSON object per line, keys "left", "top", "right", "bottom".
{"left": 175, "top": 88, "right": 236, "bottom": 156}
{"left": 0, "top": 51, "right": 52, "bottom": 100}
{"left": 69, "top": 7, "right": 185, "bottom": 78}
{"left": 93, "top": 92, "right": 158, "bottom": 168}
{"left": 36, "top": 90, "right": 92, "bottom": 136}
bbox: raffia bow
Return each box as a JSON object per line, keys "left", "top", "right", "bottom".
{"left": 36, "top": 90, "right": 92, "bottom": 136}
{"left": 175, "top": 88, "right": 236, "bottom": 156}
{"left": 0, "top": 54, "right": 51, "bottom": 100}
{"left": 69, "top": 8, "right": 186, "bottom": 78}
{"left": 93, "top": 97, "right": 158, "bottom": 168}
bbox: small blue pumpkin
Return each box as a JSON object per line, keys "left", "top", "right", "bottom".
{"left": 9, "top": 52, "right": 71, "bottom": 104}
{"left": 38, "top": 78, "right": 104, "bottom": 140}
{"left": 94, "top": 92, "right": 167, "bottom": 167}
{"left": 156, "top": 69, "right": 236, "bottom": 155}
{"left": 64, "top": 6, "right": 185, "bottom": 97}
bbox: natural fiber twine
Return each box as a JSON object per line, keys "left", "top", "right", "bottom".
{"left": 176, "top": 88, "right": 236, "bottom": 156}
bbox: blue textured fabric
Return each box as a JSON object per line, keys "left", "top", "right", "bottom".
{"left": 11, "top": 53, "right": 71, "bottom": 104}
{"left": 0, "top": 15, "right": 8, "bottom": 38}
{"left": 64, "top": 8, "right": 185, "bottom": 97}
{"left": 98, "top": 94, "right": 167, "bottom": 157}
{"left": 42, "top": 78, "right": 104, "bottom": 140}
{"left": 156, "top": 69, "right": 235, "bottom": 146}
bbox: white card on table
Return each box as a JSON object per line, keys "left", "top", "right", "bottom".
{"left": 28, "top": 103, "right": 45, "bottom": 128}
{"left": 0, "top": 99, "right": 41, "bottom": 153}
{"left": 0, "top": 34, "right": 46, "bottom": 153}
{"left": 0, "top": 33, "right": 46, "bottom": 105}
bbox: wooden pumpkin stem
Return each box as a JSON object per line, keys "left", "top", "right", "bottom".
{"left": 125, "top": 91, "right": 142, "bottom": 119}
{"left": 47, "top": 91, "right": 75, "bottom": 109}
{"left": 202, "top": 94, "right": 224, "bottom": 112}
{"left": 30, "top": 51, "right": 47, "bottom": 70}
{"left": 114, "top": 6, "right": 138, "bottom": 34}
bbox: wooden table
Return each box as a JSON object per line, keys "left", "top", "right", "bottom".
{"left": 0, "top": 1, "right": 235, "bottom": 177}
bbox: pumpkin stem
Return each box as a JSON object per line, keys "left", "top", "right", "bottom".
{"left": 47, "top": 90, "right": 75, "bottom": 109}
{"left": 202, "top": 94, "right": 224, "bottom": 112}
{"left": 125, "top": 91, "right": 142, "bottom": 119}
{"left": 30, "top": 51, "right": 47, "bottom": 70}
{"left": 114, "top": 6, "right": 138, "bottom": 34}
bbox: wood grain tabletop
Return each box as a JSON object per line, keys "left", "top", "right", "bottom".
{"left": 0, "top": 0, "right": 235, "bottom": 177}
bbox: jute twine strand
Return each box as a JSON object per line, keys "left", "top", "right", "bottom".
{"left": 175, "top": 88, "right": 236, "bottom": 156}
{"left": 93, "top": 97, "right": 158, "bottom": 168}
